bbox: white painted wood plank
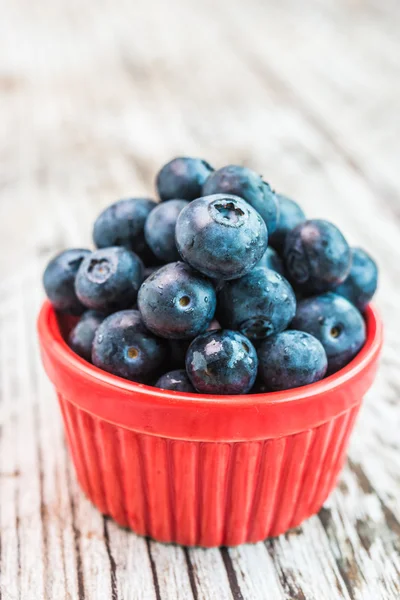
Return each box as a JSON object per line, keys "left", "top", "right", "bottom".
{"left": 227, "top": 543, "right": 285, "bottom": 600}
{"left": 148, "top": 542, "right": 195, "bottom": 600}
{"left": 106, "top": 522, "right": 158, "bottom": 600}
{"left": 187, "top": 548, "right": 234, "bottom": 600}
{"left": 12, "top": 286, "right": 46, "bottom": 600}
{"left": 0, "top": 306, "right": 21, "bottom": 600}
{"left": 31, "top": 270, "right": 81, "bottom": 600}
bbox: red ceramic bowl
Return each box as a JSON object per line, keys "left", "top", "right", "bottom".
{"left": 38, "top": 300, "right": 382, "bottom": 547}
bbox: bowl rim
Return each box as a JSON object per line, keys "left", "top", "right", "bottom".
{"left": 38, "top": 299, "right": 383, "bottom": 409}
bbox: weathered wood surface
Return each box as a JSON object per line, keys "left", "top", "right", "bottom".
{"left": 0, "top": 0, "right": 399, "bottom": 598}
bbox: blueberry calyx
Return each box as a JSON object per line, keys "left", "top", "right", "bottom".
{"left": 209, "top": 198, "right": 247, "bottom": 228}
{"left": 240, "top": 317, "right": 274, "bottom": 339}
{"left": 87, "top": 258, "right": 114, "bottom": 283}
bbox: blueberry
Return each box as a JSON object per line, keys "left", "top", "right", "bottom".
{"left": 93, "top": 198, "right": 157, "bottom": 263}
{"left": 68, "top": 310, "right": 105, "bottom": 362}
{"left": 269, "top": 194, "right": 306, "bottom": 253}
{"left": 155, "top": 369, "right": 195, "bottom": 393}
{"left": 284, "top": 220, "right": 351, "bottom": 294}
{"left": 156, "top": 157, "right": 214, "bottom": 202}
{"left": 75, "top": 247, "right": 143, "bottom": 312}
{"left": 144, "top": 199, "right": 189, "bottom": 262}
{"left": 334, "top": 247, "right": 378, "bottom": 312}
{"left": 202, "top": 165, "right": 280, "bottom": 233}
{"left": 257, "top": 330, "right": 327, "bottom": 391}
{"left": 43, "top": 248, "right": 91, "bottom": 314}
{"left": 291, "top": 292, "right": 366, "bottom": 375}
{"left": 186, "top": 330, "right": 258, "bottom": 394}
{"left": 256, "top": 246, "right": 284, "bottom": 275}
{"left": 92, "top": 310, "right": 166, "bottom": 382}
{"left": 138, "top": 261, "right": 216, "bottom": 339}
{"left": 218, "top": 267, "right": 296, "bottom": 340}
{"left": 176, "top": 194, "right": 268, "bottom": 280}
{"left": 143, "top": 265, "right": 159, "bottom": 280}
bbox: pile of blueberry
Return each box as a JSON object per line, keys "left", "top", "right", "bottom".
{"left": 43, "top": 157, "right": 378, "bottom": 395}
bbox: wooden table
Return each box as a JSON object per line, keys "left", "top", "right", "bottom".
{"left": 1, "top": 0, "right": 399, "bottom": 597}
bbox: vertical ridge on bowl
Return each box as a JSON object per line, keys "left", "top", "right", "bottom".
{"left": 199, "top": 443, "right": 231, "bottom": 547}
{"left": 140, "top": 435, "right": 174, "bottom": 543}
{"left": 270, "top": 430, "right": 314, "bottom": 537}
{"left": 171, "top": 440, "right": 199, "bottom": 546}
{"left": 223, "top": 442, "right": 263, "bottom": 546}
{"left": 58, "top": 394, "right": 91, "bottom": 498}
{"left": 76, "top": 407, "right": 108, "bottom": 515}
{"left": 321, "top": 404, "right": 361, "bottom": 503}
{"left": 294, "top": 418, "right": 336, "bottom": 524}
{"left": 95, "top": 420, "right": 128, "bottom": 526}
{"left": 247, "top": 437, "right": 287, "bottom": 542}
{"left": 311, "top": 407, "right": 358, "bottom": 512}
{"left": 119, "top": 428, "right": 147, "bottom": 535}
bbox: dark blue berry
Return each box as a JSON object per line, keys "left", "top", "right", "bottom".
{"left": 186, "top": 330, "right": 258, "bottom": 394}
{"left": 68, "top": 310, "right": 105, "bottom": 362}
{"left": 269, "top": 194, "right": 306, "bottom": 253}
{"left": 257, "top": 330, "right": 327, "bottom": 391}
{"left": 93, "top": 198, "right": 157, "bottom": 263}
{"left": 75, "top": 247, "right": 143, "bottom": 312}
{"left": 156, "top": 157, "right": 213, "bottom": 202}
{"left": 144, "top": 199, "right": 189, "bottom": 262}
{"left": 43, "top": 248, "right": 91, "bottom": 314}
{"left": 143, "top": 265, "right": 159, "bottom": 280}
{"left": 218, "top": 267, "right": 296, "bottom": 340}
{"left": 256, "top": 247, "right": 284, "bottom": 275}
{"left": 168, "top": 323, "right": 219, "bottom": 369}
{"left": 155, "top": 369, "right": 195, "bottom": 392}
{"left": 138, "top": 262, "right": 216, "bottom": 339}
{"left": 284, "top": 220, "right": 351, "bottom": 294}
{"left": 175, "top": 194, "right": 268, "bottom": 280}
{"left": 203, "top": 165, "right": 279, "bottom": 233}
{"left": 291, "top": 292, "right": 366, "bottom": 375}
{"left": 92, "top": 310, "right": 166, "bottom": 382}
{"left": 334, "top": 247, "right": 378, "bottom": 312}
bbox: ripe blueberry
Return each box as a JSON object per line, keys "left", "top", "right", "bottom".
{"left": 175, "top": 194, "right": 268, "bottom": 280}
{"left": 156, "top": 157, "right": 213, "bottom": 202}
{"left": 75, "top": 247, "right": 143, "bottom": 312}
{"left": 269, "top": 194, "right": 306, "bottom": 253}
{"left": 68, "top": 310, "right": 105, "bottom": 362}
{"left": 291, "top": 292, "right": 366, "bottom": 375}
{"left": 138, "top": 261, "right": 216, "bottom": 339}
{"left": 284, "top": 219, "right": 351, "bottom": 294}
{"left": 203, "top": 165, "right": 279, "bottom": 233}
{"left": 144, "top": 199, "right": 189, "bottom": 262}
{"left": 93, "top": 198, "right": 157, "bottom": 263}
{"left": 43, "top": 248, "right": 91, "bottom": 314}
{"left": 186, "top": 330, "right": 258, "bottom": 394}
{"left": 155, "top": 369, "right": 195, "bottom": 393}
{"left": 334, "top": 247, "right": 378, "bottom": 312}
{"left": 92, "top": 310, "right": 166, "bottom": 382}
{"left": 218, "top": 267, "right": 296, "bottom": 340}
{"left": 257, "top": 330, "right": 327, "bottom": 391}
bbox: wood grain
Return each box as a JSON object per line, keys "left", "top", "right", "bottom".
{"left": 0, "top": 0, "right": 399, "bottom": 598}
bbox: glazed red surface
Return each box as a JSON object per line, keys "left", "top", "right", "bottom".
{"left": 38, "top": 300, "right": 382, "bottom": 545}
{"left": 38, "top": 301, "right": 382, "bottom": 442}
